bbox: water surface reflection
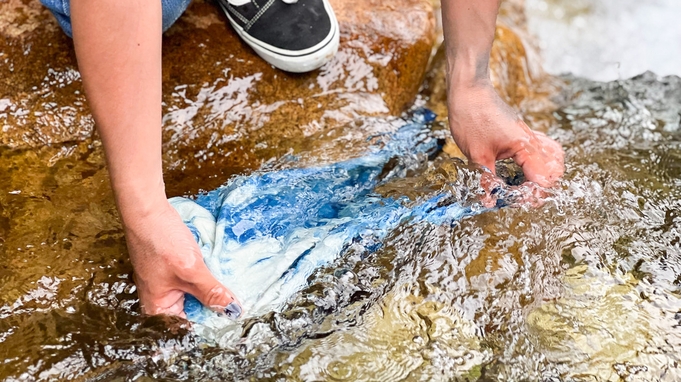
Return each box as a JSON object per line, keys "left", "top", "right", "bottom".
{"left": 1, "top": 8, "right": 681, "bottom": 382}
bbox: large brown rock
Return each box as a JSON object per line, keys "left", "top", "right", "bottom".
{"left": 0, "top": 0, "right": 436, "bottom": 193}
{"left": 0, "top": 1, "right": 567, "bottom": 380}
{"left": 0, "top": 1, "right": 435, "bottom": 379}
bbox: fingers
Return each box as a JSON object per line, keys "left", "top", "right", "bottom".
{"left": 468, "top": 151, "right": 506, "bottom": 208}
{"left": 131, "top": 270, "right": 179, "bottom": 315}
{"left": 136, "top": 265, "right": 242, "bottom": 319}
{"left": 127, "top": 202, "right": 244, "bottom": 320}
{"left": 148, "top": 294, "right": 187, "bottom": 318}
{"left": 471, "top": 153, "right": 497, "bottom": 177}
{"left": 182, "top": 262, "right": 243, "bottom": 319}
{"left": 479, "top": 170, "right": 504, "bottom": 208}
{"left": 513, "top": 131, "right": 565, "bottom": 187}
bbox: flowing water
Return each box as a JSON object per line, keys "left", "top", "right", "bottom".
{"left": 2, "top": 4, "right": 681, "bottom": 382}
{"left": 526, "top": 0, "right": 681, "bottom": 82}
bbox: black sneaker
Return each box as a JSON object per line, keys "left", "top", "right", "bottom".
{"left": 217, "top": 0, "right": 340, "bottom": 73}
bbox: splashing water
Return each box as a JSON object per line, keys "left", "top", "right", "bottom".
{"left": 2, "top": 69, "right": 681, "bottom": 382}
{"left": 170, "top": 110, "right": 501, "bottom": 340}
{"left": 157, "top": 72, "right": 681, "bottom": 381}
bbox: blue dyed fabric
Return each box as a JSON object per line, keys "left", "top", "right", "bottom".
{"left": 170, "top": 111, "right": 477, "bottom": 327}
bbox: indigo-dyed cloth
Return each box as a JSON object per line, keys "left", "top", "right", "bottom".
{"left": 170, "top": 111, "right": 478, "bottom": 327}
{"left": 40, "top": 0, "right": 191, "bottom": 37}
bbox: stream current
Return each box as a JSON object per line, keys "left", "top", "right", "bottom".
{"left": 1, "top": 70, "right": 680, "bottom": 381}
{"left": 1, "top": 2, "right": 681, "bottom": 379}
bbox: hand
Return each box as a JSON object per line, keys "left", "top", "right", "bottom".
{"left": 448, "top": 82, "right": 564, "bottom": 187}
{"left": 70, "top": 0, "right": 240, "bottom": 320}
{"left": 123, "top": 199, "right": 242, "bottom": 319}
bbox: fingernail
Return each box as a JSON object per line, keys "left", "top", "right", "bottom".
{"left": 224, "top": 302, "right": 242, "bottom": 320}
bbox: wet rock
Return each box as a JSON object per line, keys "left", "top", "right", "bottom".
{"left": 0, "top": 2, "right": 435, "bottom": 377}
{"left": 161, "top": 0, "right": 436, "bottom": 193}
{"left": 0, "top": 0, "right": 89, "bottom": 148}
{"left": 275, "top": 284, "right": 488, "bottom": 381}
{"left": 526, "top": 265, "right": 681, "bottom": 381}
{"left": 0, "top": 0, "right": 436, "bottom": 193}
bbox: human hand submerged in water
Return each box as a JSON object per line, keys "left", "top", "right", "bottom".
{"left": 441, "top": 0, "right": 564, "bottom": 189}
{"left": 124, "top": 199, "right": 242, "bottom": 318}
{"left": 448, "top": 81, "right": 564, "bottom": 187}
{"left": 70, "top": 0, "right": 241, "bottom": 318}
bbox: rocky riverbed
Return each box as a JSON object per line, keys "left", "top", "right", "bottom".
{"left": 2, "top": 0, "right": 680, "bottom": 381}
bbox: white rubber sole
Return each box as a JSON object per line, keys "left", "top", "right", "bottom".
{"left": 219, "top": 0, "right": 340, "bottom": 73}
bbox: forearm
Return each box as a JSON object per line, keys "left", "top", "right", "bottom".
{"left": 70, "top": 1, "right": 243, "bottom": 316}
{"left": 71, "top": 0, "right": 165, "bottom": 226}
{"left": 441, "top": 0, "right": 500, "bottom": 88}
{"left": 439, "top": 0, "right": 564, "bottom": 186}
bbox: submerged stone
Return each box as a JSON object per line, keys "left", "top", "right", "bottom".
{"left": 0, "top": 0, "right": 435, "bottom": 194}
{"left": 277, "top": 284, "right": 489, "bottom": 380}
{"left": 527, "top": 265, "right": 681, "bottom": 381}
